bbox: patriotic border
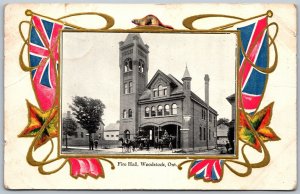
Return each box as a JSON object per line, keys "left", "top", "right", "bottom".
{"left": 18, "top": 9, "right": 279, "bottom": 183}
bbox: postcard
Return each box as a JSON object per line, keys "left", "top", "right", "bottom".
{"left": 4, "top": 3, "right": 297, "bottom": 190}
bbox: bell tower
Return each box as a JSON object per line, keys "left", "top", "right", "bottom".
{"left": 119, "top": 33, "right": 149, "bottom": 139}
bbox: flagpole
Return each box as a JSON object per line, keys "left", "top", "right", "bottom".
{"left": 183, "top": 10, "right": 273, "bottom": 31}
{"left": 210, "top": 10, "right": 273, "bottom": 30}
{"left": 25, "top": 9, "right": 114, "bottom": 30}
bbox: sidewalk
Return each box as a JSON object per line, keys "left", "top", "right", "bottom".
{"left": 62, "top": 145, "right": 222, "bottom": 155}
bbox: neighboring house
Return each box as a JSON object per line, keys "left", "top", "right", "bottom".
{"left": 62, "top": 111, "right": 105, "bottom": 146}
{"left": 217, "top": 123, "right": 229, "bottom": 145}
{"left": 118, "top": 33, "right": 218, "bottom": 151}
{"left": 104, "top": 121, "right": 120, "bottom": 141}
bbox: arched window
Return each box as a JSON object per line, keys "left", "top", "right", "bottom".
{"left": 124, "top": 58, "right": 132, "bottom": 72}
{"left": 139, "top": 59, "right": 145, "bottom": 73}
{"left": 124, "top": 130, "right": 130, "bottom": 139}
{"left": 145, "top": 107, "right": 150, "bottom": 117}
{"left": 128, "top": 81, "right": 133, "bottom": 93}
{"left": 151, "top": 106, "right": 156, "bottom": 117}
{"left": 158, "top": 85, "right": 164, "bottom": 96}
{"left": 171, "top": 104, "right": 177, "bottom": 115}
{"left": 123, "top": 110, "right": 127, "bottom": 119}
{"left": 128, "top": 109, "right": 132, "bottom": 118}
{"left": 164, "top": 105, "right": 170, "bottom": 116}
{"left": 157, "top": 105, "right": 163, "bottom": 116}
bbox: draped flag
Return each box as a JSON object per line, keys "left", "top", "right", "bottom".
{"left": 189, "top": 159, "right": 224, "bottom": 181}
{"left": 238, "top": 17, "right": 268, "bottom": 114}
{"left": 29, "top": 15, "right": 64, "bottom": 111}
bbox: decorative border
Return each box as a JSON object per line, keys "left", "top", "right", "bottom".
{"left": 18, "top": 9, "right": 279, "bottom": 182}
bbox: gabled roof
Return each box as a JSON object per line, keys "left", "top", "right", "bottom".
{"left": 145, "top": 70, "right": 177, "bottom": 89}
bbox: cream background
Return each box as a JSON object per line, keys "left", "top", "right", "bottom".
{"left": 4, "top": 3, "right": 297, "bottom": 190}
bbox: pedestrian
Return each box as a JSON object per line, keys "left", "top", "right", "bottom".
{"left": 94, "top": 140, "right": 98, "bottom": 150}
{"left": 169, "top": 138, "right": 173, "bottom": 151}
{"left": 225, "top": 141, "right": 230, "bottom": 153}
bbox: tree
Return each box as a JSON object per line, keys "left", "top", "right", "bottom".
{"left": 217, "top": 118, "right": 230, "bottom": 126}
{"left": 69, "top": 96, "right": 106, "bottom": 140}
{"left": 62, "top": 116, "right": 77, "bottom": 148}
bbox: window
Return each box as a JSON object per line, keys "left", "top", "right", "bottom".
{"left": 123, "top": 110, "right": 127, "bottom": 119}
{"left": 164, "top": 105, "right": 170, "bottom": 116}
{"left": 124, "top": 58, "right": 132, "bottom": 72}
{"left": 124, "top": 83, "right": 128, "bottom": 94}
{"left": 129, "top": 81, "right": 133, "bottom": 93}
{"left": 145, "top": 107, "right": 150, "bottom": 117}
{"left": 171, "top": 104, "right": 177, "bottom": 115}
{"left": 81, "top": 132, "right": 84, "bottom": 138}
{"left": 199, "top": 127, "right": 202, "bottom": 140}
{"left": 74, "top": 132, "right": 78, "bottom": 138}
{"left": 153, "top": 89, "right": 157, "bottom": 97}
{"left": 157, "top": 105, "right": 163, "bottom": 116}
{"left": 164, "top": 88, "right": 167, "bottom": 96}
{"left": 203, "top": 128, "right": 206, "bottom": 140}
{"left": 106, "top": 135, "right": 109, "bottom": 137}
{"left": 202, "top": 109, "right": 206, "bottom": 120}
{"left": 128, "top": 109, "right": 132, "bottom": 118}
{"left": 116, "top": 135, "right": 119, "bottom": 137}
{"left": 158, "top": 85, "right": 164, "bottom": 96}
{"left": 214, "top": 117, "right": 217, "bottom": 127}
{"left": 111, "top": 135, "right": 114, "bottom": 137}
{"left": 209, "top": 113, "right": 212, "bottom": 122}
{"left": 209, "top": 129, "right": 211, "bottom": 140}
{"left": 139, "top": 59, "right": 145, "bottom": 73}
{"left": 151, "top": 106, "right": 156, "bottom": 117}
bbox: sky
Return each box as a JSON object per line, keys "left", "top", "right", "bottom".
{"left": 62, "top": 32, "right": 237, "bottom": 125}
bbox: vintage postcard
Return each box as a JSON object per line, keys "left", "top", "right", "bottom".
{"left": 4, "top": 3, "right": 297, "bottom": 190}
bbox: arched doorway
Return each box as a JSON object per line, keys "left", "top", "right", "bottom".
{"left": 139, "top": 123, "right": 181, "bottom": 148}
{"left": 161, "top": 124, "right": 181, "bottom": 149}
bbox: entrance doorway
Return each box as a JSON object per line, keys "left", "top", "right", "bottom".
{"left": 140, "top": 124, "right": 181, "bottom": 148}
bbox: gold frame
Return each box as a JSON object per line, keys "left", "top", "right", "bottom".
{"left": 58, "top": 28, "right": 240, "bottom": 159}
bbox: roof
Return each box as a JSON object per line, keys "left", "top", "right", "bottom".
{"left": 104, "top": 122, "right": 120, "bottom": 132}
{"left": 138, "top": 69, "right": 218, "bottom": 115}
{"left": 226, "top": 93, "right": 235, "bottom": 103}
{"left": 182, "top": 66, "right": 191, "bottom": 80}
{"left": 121, "top": 33, "right": 146, "bottom": 47}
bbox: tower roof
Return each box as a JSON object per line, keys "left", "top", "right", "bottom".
{"left": 123, "top": 33, "right": 146, "bottom": 46}
{"left": 182, "top": 66, "right": 191, "bottom": 80}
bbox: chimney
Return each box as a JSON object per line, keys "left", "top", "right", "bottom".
{"left": 204, "top": 74, "right": 210, "bottom": 106}
{"left": 67, "top": 111, "right": 71, "bottom": 118}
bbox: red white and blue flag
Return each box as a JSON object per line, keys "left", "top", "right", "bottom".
{"left": 29, "top": 15, "right": 63, "bottom": 111}
{"left": 189, "top": 159, "right": 224, "bottom": 181}
{"left": 238, "top": 17, "right": 268, "bottom": 114}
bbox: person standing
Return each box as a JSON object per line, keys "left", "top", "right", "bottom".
{"left": 94, "top": 140, "right": 98, "bottom": 150}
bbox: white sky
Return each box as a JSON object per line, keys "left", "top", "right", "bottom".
{"left": 62, "top": 32, "right": 237, "bottom": 125}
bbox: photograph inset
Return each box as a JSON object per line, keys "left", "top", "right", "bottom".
{"left": 61, "top": 32, "right": 237, "bottom": 156}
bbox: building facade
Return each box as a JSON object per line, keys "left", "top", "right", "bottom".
{"left": 119, "top": 33, "right": 218, "bottom": 151}
{"left": 104, "top": 121, "right": 120, "bottom": 141}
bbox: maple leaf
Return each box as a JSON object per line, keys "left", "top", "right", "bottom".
{"left": 18, "top": 100, "right": 58, "bottom": 150}
{"left": 239, "top": 102, "right": 280, "bottom": 152}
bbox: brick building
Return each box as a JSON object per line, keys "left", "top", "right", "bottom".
{"left": 119, "top": 33, "right": 218, "bottom": 151}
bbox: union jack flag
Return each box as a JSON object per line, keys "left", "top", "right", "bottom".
{"left": 29, "top": 15, "right": 64, "bottom": 111}
{"left": 189, "top": 159, "right": 224, "bottom": 181}
{"left": 238, "top": 17, "right": 268, "bottom": 113}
